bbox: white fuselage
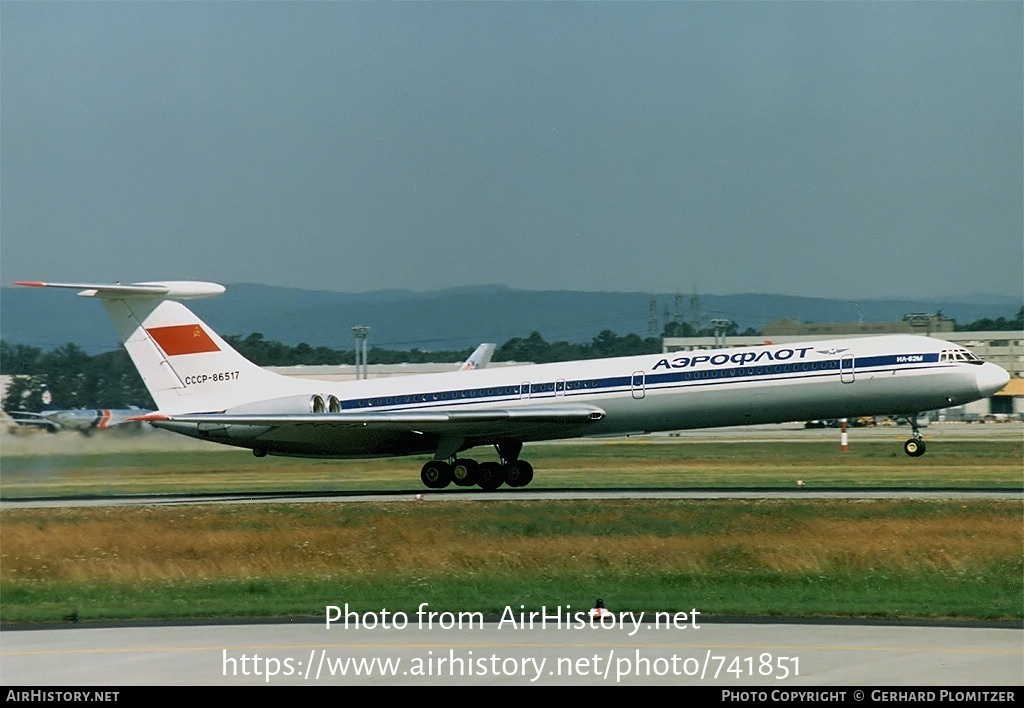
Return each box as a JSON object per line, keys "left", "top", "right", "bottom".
{"left": 153, "top": 334, "right": 1006, "bottom": 458}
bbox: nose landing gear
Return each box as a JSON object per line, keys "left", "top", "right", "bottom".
{"left": 903, "top": 414, "right": 926, "bottom": 457}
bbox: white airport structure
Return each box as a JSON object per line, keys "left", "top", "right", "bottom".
{"left": 265, "top": 360, "right": 523, "bottom": 381}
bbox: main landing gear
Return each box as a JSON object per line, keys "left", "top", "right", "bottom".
{"left": 419, "top": 444, "right": 535, "bottom": 490}
{"left": 902, "top": 414, "right": 926, "bottom": 457}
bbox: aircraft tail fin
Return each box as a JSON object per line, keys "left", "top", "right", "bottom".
{"left": 13, "top": 281, "right": 304, "bottom": 414}
{"left": 459, "top": 343, "right": 496, "bottom": 370}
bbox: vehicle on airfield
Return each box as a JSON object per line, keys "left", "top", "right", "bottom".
{"left": 803, "top": 416, "right": 878, "bottom": 429}
{"left": 14, "top": 280, "right": 1010, "bottom": 489}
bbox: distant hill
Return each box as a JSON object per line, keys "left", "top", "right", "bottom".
{"left": 1, "top": 283, "right": 1020, "bottom": 354}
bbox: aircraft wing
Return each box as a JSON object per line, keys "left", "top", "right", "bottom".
{"left": 138, "top": 403, "right": 605, "bottom": 436}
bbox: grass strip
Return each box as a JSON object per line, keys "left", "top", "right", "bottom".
{"left": 3, "top": 499, "right": 1020, "bottom": 624}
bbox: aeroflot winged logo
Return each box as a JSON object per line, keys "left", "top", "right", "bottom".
{"left": 651, "top": 346, "right": 816, "bottom": 370}
{"left": 147, "top": 324, "right": 220, "bottom": 356}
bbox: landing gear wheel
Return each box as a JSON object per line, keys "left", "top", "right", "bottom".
{"left": 504, "top": 460, "right": 534, "bottom": 488}
{"left": 451, "top": 458, "right": 479, "bottom": 487}
{"left": 420, "top": 460, "right": 452, "bottom": 489}
{"left": 476, "top": 461, "right": 505, "bottom": 491}
{"left": 903, "top": 438, "right": 926, "bottom": 457}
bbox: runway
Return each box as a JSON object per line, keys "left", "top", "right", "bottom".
{"left": 3, "top": 487, "right": 1021, "bottom": 510}
{"left": 2, "top": 617, "right": 1021, "bottom": 686}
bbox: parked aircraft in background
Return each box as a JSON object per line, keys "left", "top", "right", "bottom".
{"left": 459, "top": 343, "right": 496, "bottom": 371}
{"left": 9, "top": 405, "right": 151, "bottom": 435}
{"left": 15, "top": 280, "right": 1010, "bottom": 489}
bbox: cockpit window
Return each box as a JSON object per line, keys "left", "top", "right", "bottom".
{"left": 940, "top": 349, "right": 984, "bottom": 364}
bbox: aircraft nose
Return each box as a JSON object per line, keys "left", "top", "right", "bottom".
{"left": 975, "top": 362, "right": 1010, "bottom": 397}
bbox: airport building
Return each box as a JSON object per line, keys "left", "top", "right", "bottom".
{"left": 761, "top": 314, "right": 956, "bottom": 337}
{"left": 264, "top": 361, "right": 526, "bottom": 382}
{"left": 663, "top": 324, "right": 1024, "bottom": 419}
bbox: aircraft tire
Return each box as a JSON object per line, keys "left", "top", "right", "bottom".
{"left": 476, "top": 461, "right": 505, "bottom": 491}
{"left": 504, "top": 460, "right": 534, "bottom": 488}
{"left": 451, "top": 458, "right": 479, "bottom": 487}
{"left": 421, "top": 461, "right": 453, "bottom": 489}
{"left": 903, "top": 438, "right": 926, "bottom": 457}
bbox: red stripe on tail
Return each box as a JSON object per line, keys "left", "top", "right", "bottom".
{"left": 147, "top": 324, "right": 220, "bottom": 356}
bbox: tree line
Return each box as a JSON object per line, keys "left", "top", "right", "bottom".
{"left": 2, "top": 308, "right": 1020, "bottom": 414}
{"left": 953, "top": 306, "right": 1024, "bottom": 332}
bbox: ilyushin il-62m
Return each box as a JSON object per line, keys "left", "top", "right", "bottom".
{"left": 15, "top": 280, "right": 1010, "bottom": 490}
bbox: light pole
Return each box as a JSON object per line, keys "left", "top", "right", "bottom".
{"left": 711, "top": 318, "right": 731, "bottom": 348}
{"left": 352, "top": 326, "right": 370, "bottom": 380}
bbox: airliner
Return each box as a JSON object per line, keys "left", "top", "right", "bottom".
{"left": 14, "top": 280, "right": 1010, "bottom": 490}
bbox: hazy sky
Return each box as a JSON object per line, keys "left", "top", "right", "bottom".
{"left": 2, "top": 1, "right": 1021, "bottom": 300}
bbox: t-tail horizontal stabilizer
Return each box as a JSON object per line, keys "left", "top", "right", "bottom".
{"left": 13, "top": 280, "right": 304, "bottom": 415}
{"left": 12, "top": 280, "right": 225, "bottom": 300}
